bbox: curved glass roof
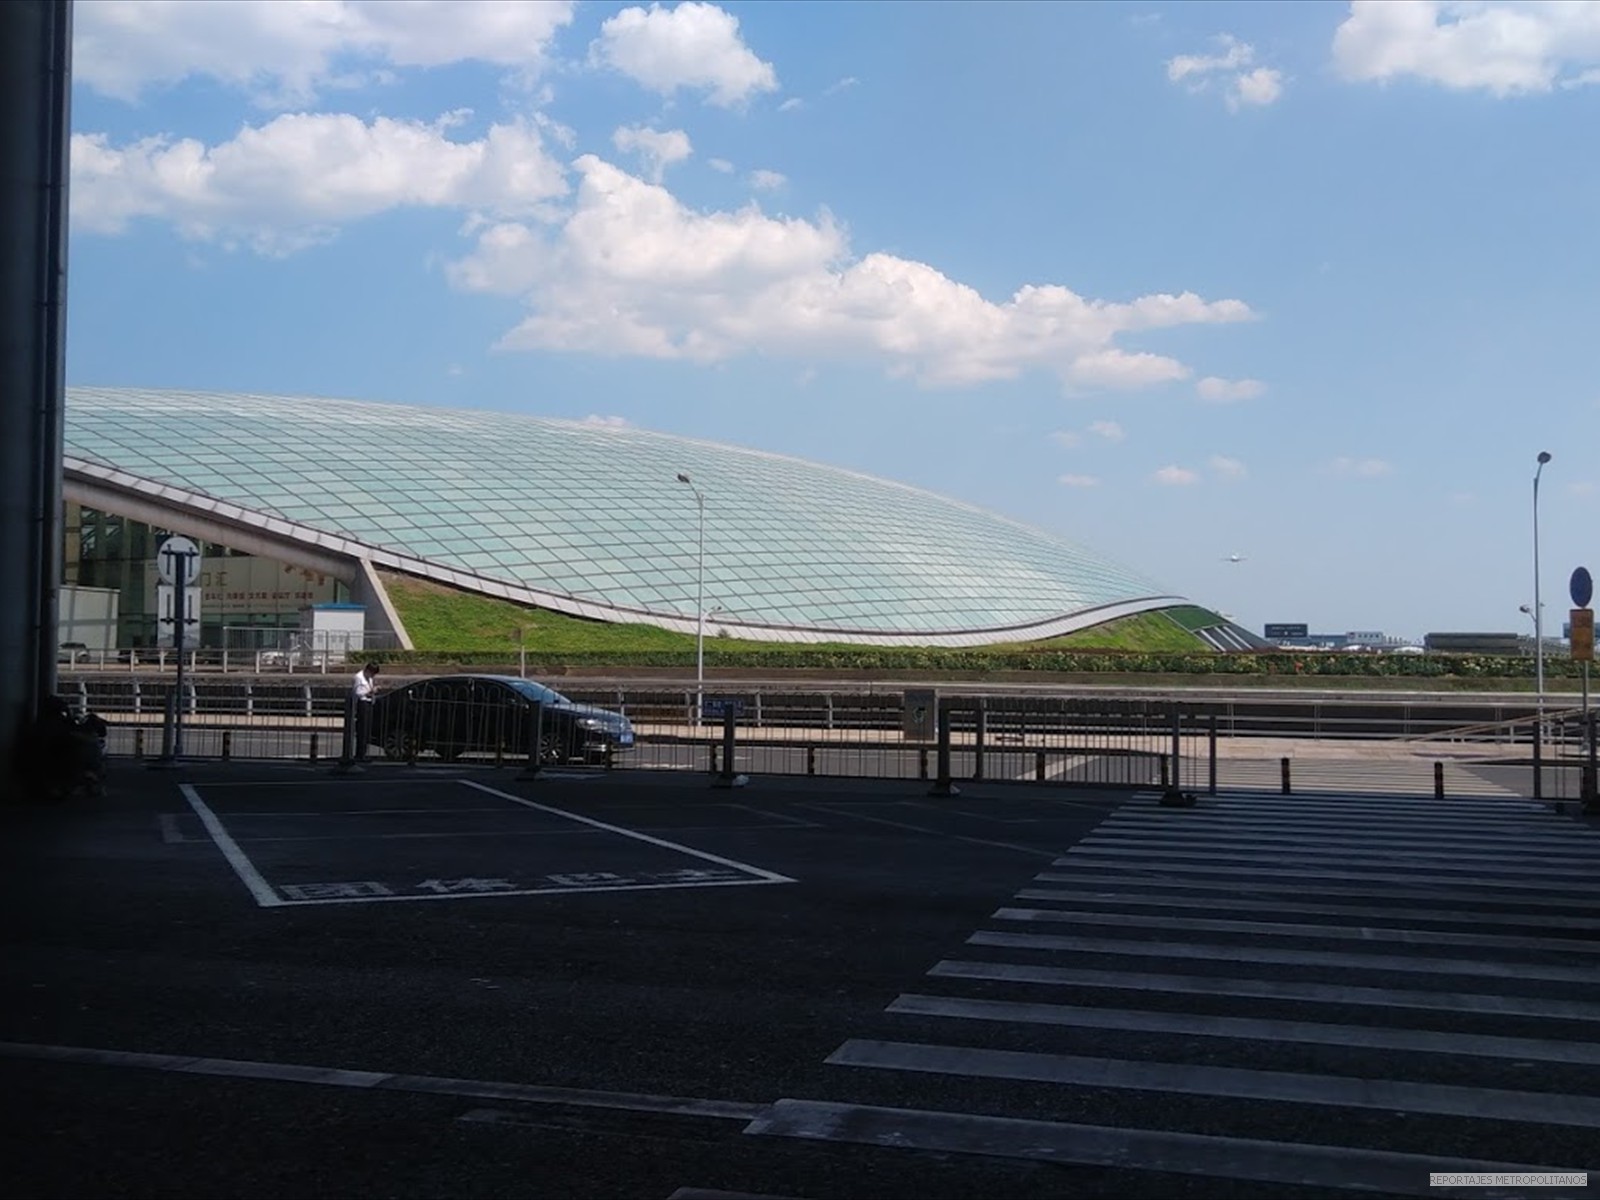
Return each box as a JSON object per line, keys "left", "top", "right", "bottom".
{"left": 62, "top": 386, "right": 1185, "bottom": 645}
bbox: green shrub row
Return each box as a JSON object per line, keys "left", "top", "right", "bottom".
{"left": 356, "top": 647, "right": 1577, "bottom": 678}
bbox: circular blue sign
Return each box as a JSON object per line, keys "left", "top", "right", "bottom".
{"left": 1571, "top": 567, "right": 1593, "bottom": 609}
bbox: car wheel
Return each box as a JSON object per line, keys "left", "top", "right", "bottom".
{"left": 382, "top": 729, "right": 417, "bottom": 761}
{"left": 538, "top": 735, "right": 566, "bottom": 766}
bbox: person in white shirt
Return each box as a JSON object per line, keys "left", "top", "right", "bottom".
{"left": 351, "top": 662, "right": 380, "bottom": 760}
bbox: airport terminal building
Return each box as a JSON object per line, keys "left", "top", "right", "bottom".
{"left": 60, "top": 386, "right": 1242, "bottom": 653}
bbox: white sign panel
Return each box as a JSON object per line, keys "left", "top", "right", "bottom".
{"left": 156, "top": 536, "right": 202, "bottom": 586}
{"left": 156, "top": 582, "right": 201, "bottom": 648}
{"left": 201, "top": 558, "right": 339, "bottom": 615}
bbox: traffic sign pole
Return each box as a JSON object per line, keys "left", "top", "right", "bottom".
{"left": 156, "top": 537, "right": 201, "bottom": 764}
{"left": 1569, "top": 568, "right": 1596, "bottom": 811}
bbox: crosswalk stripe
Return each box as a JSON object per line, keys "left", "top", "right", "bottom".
{"left": 884, "top": 993, "right": 1600, "bottom": 1065}
{"left": 1096, "top": 820, "right": 1581, "bottom": 845}
{"left": 826, "top": 1039, "right": 1600, "bottom": 1128}
{"left": 1216, "top": 781, "right": 1527, "bottom": 799}
{"left": 745, "top": 1099, "right": 1580, "bottom": 1198}
{"left": 1107, "top": 803, "right": 1568, "bottom": 825}
{"left": 1013, "top": 887, "right": 1600, "bottom": 930}
{"left": 1048, "top": 859, "right": 1596, "bottom": 892}
{"left": 928, "top": 959, "right": 1600, "bottom": 1021}
{"left": 1099, "top": 822, "right": 1573, "bottom": 844}
{"left": 1109, "top": 796, "right": 1551, "bottom": 815}
{"left": 967, "top": 929, "right": 1600, "bottom": 984}
{"left": 1138, "top": 795, "right": 1545, "bottom": 814}
{"left": 1030, "top": 870, "right": 1600, "bottom": 909}
{"left": 989, "top": 906, "right": 1600, "bottom": 954}
{"left": 1064, "top": 839, "right": 1600, "bottom": 869}
{"left": 1090, "top": 823, "right": 1595, "bottom": 851}
{"left": 762, "top": 788, "right": 1599, "bottom": 1193}
{"left": 1209, "top": 771, "right": 1530, "bottom": 798}
{"left": 1059, "top": 845, "right": 1596, "bottom": 879}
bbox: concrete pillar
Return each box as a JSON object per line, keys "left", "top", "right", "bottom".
{"left": 0, "top": 1, "right": 72, "bottom": 791}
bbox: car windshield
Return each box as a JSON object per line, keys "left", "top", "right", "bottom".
{"left": 503, "top": 679, "right": 569, "bottom": 706}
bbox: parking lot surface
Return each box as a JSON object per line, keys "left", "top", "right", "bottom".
{"left": 1, "top": 761, "right": 1595, "bottom": 1199}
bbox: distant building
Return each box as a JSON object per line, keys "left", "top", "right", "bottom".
{"left": 1264, "top": 625, "right": 1412, "bottom": 652}
{"left": 1423, "top": 631, "right": 1563, "bottom": 656}
{"left": 1423, "top": 632, "right": 1525, "bottom": 655}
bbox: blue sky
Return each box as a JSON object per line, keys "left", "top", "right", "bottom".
{"left": 65, "top": 1, "right": 1600, "bottom": 642}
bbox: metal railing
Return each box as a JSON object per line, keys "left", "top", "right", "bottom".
{"left": 58, "top": 676, "right": 1600, "bottom": 804}
{"left": 71, "top": 682, "right": 1207, "bottom": 793}
{"left": 56, "top": 630, "right": 404, "bottom": 675}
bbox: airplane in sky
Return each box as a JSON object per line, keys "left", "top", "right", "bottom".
{"left": 1224, "top": 553, "right": 1247, "bottom": 564}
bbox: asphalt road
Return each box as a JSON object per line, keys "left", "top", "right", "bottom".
{"left": 1, "top": 762, "right": 1596, "bottom": 1199}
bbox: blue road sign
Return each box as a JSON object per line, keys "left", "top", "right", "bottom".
{"left": 702, "top": 697, "right": 745, "bottom": 718}
{"left": 1572, "top": 567, "right": 1593, "bottom": 609}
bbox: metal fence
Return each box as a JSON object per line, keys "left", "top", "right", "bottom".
{"left": 59, "top": 675, "right": 1600, "bottom": 802}
{"left": 57, "top": 630, "right": 405, "bottom": 675}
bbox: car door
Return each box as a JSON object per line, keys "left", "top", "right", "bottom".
{"left": 425, "top": 677, "right": 473, "bottom": 758}
{"left": 470, "top": 679, "right": 517, "bottom": 754}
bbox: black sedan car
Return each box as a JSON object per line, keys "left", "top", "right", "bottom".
{"left": 369, "top": 674, "right": 635, "bottom": 764}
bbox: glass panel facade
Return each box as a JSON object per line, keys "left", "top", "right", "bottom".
{"left": 62, "top": 502, "right": 346, "bottom": 647}
{"left": 63, "top": 387, "right": 1179, "bottom": 642}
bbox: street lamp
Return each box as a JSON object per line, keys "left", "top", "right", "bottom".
{"left": 675, "top": 471, "right": 705, "bottom": 721}
{"left": 1533, "top": 451, "right": 1551, "bottom": 721}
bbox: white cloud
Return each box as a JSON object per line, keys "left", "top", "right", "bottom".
{"left": 1208, "top": 454, "right": 1247, "bottom": 479}
{"left": 1168, "top": 33, "right": 1284, "bottom": 110}
{"left": 1154, "top": 465, "right": 1201, "bottom": 486}
{"left": 708, "top": 158, "right": 735, "bottom": 173}
{"left": 72, "top": 113, "right": 567, "bottom": 254}
{"left": 1330, "top": 456, "right": 1394, "bottom": 477}
{"left": 1054, "top": 420, "right": 1124, "bottom": 450}
{"left": 749, "top": 169, "right": 787, "bottom": 190}
{"left": 1333, "top": 0, "right": 1600, "bottom": 96}
{"left": 1059, "top": 474, "right": 1099, "bottom": 488}
{"left": 446, "top": 363, "right": 465, "bottom": 376}
{"left": 449, "top": 156, "right": 1253, "bottom": 388}
{"left": 591, "top": 1, "right": 778, "bottom": 107}
{"left": 778, "top": 97, "right": 804, "bottom": 112}
{"left": 580, "top": 414, "right": 632, "bottom": 428}
{"left": 1197, "top": 376, "right": 1266, "bottom": 402}
{"left": 75, "top": 0, "right": 576, "bottom": 105}
{"left": 1567, "top": 481, "right": 1597, "bottom": 496}
{"left": 1089, "top": 419, "right": 1125, "bottom": 442}
{"left": 1168, "top": 34, "right": 1254, "bottom": 82}
{"left": 612, "top": 125, "right": 693, "bottom": 183}
{"left": 823, "top": 76, "right": 859, "bottom": 95}
{"left": 1231, "top": 67, "right": 1285, "bottom": 109}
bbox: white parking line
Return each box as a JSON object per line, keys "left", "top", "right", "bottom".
{"left": 178, "top": 784, "right": 284, "bottom": 908}
{"left": 0, "top": 1040, "right": 766, "bottom": 1121}
{"left": 179, "top": 781, "right": 796, "bottom": 907}
{"left": 463, "top": 781, "right": 796, "bottom": 884}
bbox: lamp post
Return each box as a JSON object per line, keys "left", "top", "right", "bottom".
{"left": 675, "top": 472, "right": 705, "bottom": 722}
{"left": 1533, "top": 451, "right": 1551, "bottom": 724}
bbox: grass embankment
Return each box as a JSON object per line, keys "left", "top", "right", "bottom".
{"left": 380, "top": 573, "right": 1219, "bottom": 656}
{"left": 375, "top": 573, "right": 1572, "bottom": 692}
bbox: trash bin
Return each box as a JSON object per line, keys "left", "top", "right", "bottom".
{"left": 903, "top": 688, "right": 937, "bottom": 741}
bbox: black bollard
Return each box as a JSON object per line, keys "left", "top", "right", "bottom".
{"left": 928, "top": 705, "right": 959, "bottom": 797}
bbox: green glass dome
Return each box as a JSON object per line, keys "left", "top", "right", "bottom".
{"left": 63, "top": 386, "right": 1186, "bottom": 646}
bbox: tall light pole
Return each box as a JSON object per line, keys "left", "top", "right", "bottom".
{"left": 1534, "top": 451, "right": 1551, "bottom": 721}
{"left": 675, "top": 472, "right": 705, "bottom": 721}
